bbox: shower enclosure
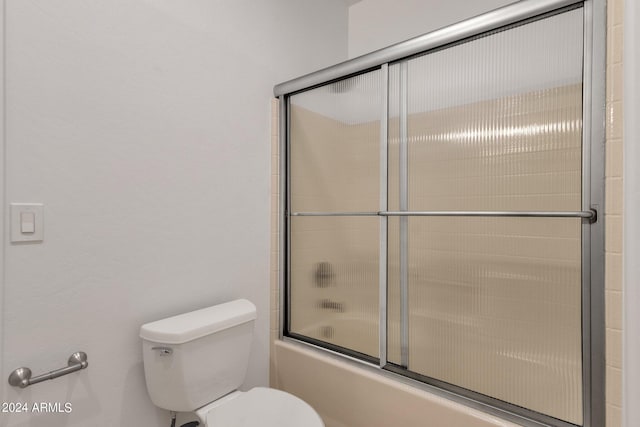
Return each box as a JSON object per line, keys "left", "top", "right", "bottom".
{"left": 274, "top": 1, "right": 605, "bottom": 426}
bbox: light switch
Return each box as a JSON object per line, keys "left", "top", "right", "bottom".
{"left": 20, "top": 212, "right": 35, "bottom": 233}
{"left": 10, "top": 203, "right": 44, "bottom": 243}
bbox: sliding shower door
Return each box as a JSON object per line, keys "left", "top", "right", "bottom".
{"left": 386, "top": 9, "right": 585, "bottom": 425}
{"left": 285, "top": 4, "right": 599, "bottom": 427}
{"left": 288, "top": 71, "right": 383, "bottom": 358}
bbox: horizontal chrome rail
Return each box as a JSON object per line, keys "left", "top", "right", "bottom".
{"left": 8, "top": 352, "right": 88, "bottom": 388}
{"left": 379, "top": 210, "right": 596, "bottom": 219}
{"left": 290, "top": 211, "right": 378, "bottom": 217}
{"left": 291, "top": 210, "right": 596, "bottom": 220}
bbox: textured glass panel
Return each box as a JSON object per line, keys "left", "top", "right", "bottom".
{"left": 404, "top": 10, "right": 584, "bottom": 212}
{"left": 387, "top": 216, "right": 401, "bottom": 364}
{"left": 406, "top": 217, "right": 582, "bottom": 424}
{"left": 388, "top": 63, "right": 402, "bottom": 213}
{"left": 289, "top": 216, "right": 379, "bottom": 358}
{"left": 385, "top": 9, "right": 585, "bottom": 425}
{"left": 289, "top": 71, "right": 382, "bottom": 213}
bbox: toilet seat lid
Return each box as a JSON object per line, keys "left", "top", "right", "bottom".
{"left": 205, "top": 387, "right": 324, "bottom": 427}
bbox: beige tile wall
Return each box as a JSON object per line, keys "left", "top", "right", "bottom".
{"left": 605, "top": 0, "right": 624, "bottom": 426}
{"left": 270, "top": 97, "right": 280, "bottom": 389}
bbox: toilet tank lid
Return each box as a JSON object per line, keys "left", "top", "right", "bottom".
{"left": 140, "top": 299, "right": 257, "bottom": 344}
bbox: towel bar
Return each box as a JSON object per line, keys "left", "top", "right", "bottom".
{"left": 8, "top": 351, "right": 88, "bottom": 388}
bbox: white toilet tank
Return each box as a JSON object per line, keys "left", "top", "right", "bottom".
{"left": 140, "top": 299, "right": 257, "bottom": 412}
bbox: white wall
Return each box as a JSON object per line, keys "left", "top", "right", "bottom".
{"left": 348, "top": 0, "right": 517, "bottom": 58}
{"left": 0, "top": 1, "right": 347, "bottom": 426}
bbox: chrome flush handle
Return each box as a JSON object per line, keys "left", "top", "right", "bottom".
{"left": 151, "top": 346, "right": 173, "bottom": 356}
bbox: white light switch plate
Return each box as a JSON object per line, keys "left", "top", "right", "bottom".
{"left": 10, "top": 203, "right": 44, "bottom": 243}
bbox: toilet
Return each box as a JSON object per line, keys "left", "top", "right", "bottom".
{"left": 140, "top": 299, "right": 324, "bottom": 427}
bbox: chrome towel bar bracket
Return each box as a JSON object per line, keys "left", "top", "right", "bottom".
{"left": 8, "top": 351, "right": 88, "bottom": 388}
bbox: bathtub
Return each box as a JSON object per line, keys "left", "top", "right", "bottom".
{"left": 287, "top": 311, "right": 582, "bottom": 427}
{"left": 271, "top": 339, "right": 519, "bottom": 427}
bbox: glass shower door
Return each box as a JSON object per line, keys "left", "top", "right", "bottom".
{"left": 387, "top": 8, "right": 585, "bottom": 424}
{"left": 288, "top": 71, "right": 384, "bottom": 359}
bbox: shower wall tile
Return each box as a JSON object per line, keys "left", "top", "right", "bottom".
{"left": 606, "top": 366, "right": 623, "bottom": 407}
{"left": 606, "top": 215, "right": 623, "bottom": 253}
{"left": 607, "top": 101, "right": 623, "bottom": 140}
{"left": 606, "top": 177, "right": 623, "bottom": 214}
{"left": 606, "top": 140, "right": 623, "bottom": 178}
{"left": 270, "top": 250, "right": 278, "bottom": 274}
{"left": 271, "top": 271, "right": 278, "bottom": 305}
{"left": 271, "top": 97, "right": 280, "bottom": 141}
{"left": 605, "top": 290, "right": 623, "bottom": 330}
{"left": 270, "top": 229, "right": 277, "bottom": 253}
{"left": 271, "top": 173, "right": 278, "bottom": 197}
{"left": 271, "top": 203, "right": 278, "bottom": 230}
{"left": 271, "top": 106, "right": 279, "bottom": 138}
{"left": 271, "top": 308, "right": 279, "bottom": 330}
{"left": 607, "top": 404, "right": 622, "bottom": 427}
{"left": 606, "top": 328, "right": 622, "bottom": 369}
{"left": 605, "top": 253, "right": 622, "bottom": 291}
{"left": 608, "top": 0, "right": 624, "bottom": 26}
{"left": 271, "top": 193, "right": 278, "bottom": 214}
{"left": 608, "top": 63, "right": 623, "bottom": 103}
{"left": 269, "top": 330, "right": 279, "bottom": 390}
{"left": 609, "top": 25, "right": 623, "bottom": 65}
{"left": 605, "top": 0, "right": 624, "bottom": 424}
{"left": 270, "top": 97, "right": 280, "bottom": 389}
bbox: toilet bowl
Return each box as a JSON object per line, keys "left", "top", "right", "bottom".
{"left": 195, "top": 387, "right": 323, "bottom": 427}
{"left": 139, "top": 299, "right": 323, "bottom": 427}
